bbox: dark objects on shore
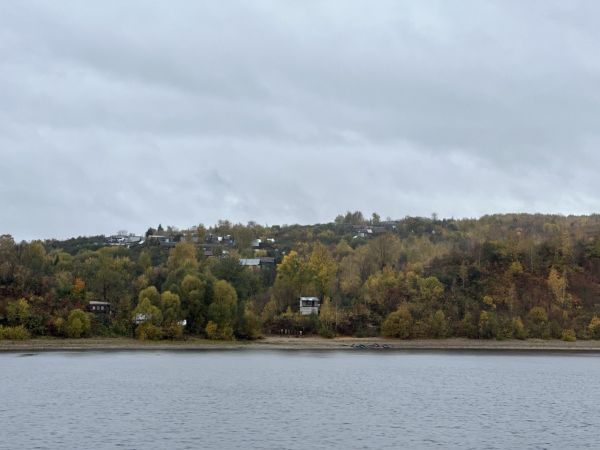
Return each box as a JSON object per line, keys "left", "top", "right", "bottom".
{"left": 351, "top": 343, "right": 392, "bottom": 350}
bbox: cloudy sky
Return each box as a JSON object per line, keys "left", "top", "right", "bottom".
{"left": 2, "top": 1, "right": 600, "bottom": 240}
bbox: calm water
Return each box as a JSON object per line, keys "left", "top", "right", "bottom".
{"left": 1, "top": 351, "right": 600, "bottom": 449}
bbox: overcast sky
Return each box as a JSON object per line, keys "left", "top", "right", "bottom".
{"left": 2, "top": 1, "right": 600, "bottom": 240}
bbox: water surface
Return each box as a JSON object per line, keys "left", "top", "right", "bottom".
{"left": 1, "top": 351, "right": 599, "bottom": 449}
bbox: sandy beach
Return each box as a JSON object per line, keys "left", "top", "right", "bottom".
{"left": 2, "top": 336, "right": 600, "bottom": 352}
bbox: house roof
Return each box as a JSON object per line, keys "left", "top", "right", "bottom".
{"left": 240, "top": 258, "right": 261, "bottom": 266}
{"left": 89, "top": 301, "right": 111, "bottom": 306}
{"left": 259, "top": 257, "right": 275, "bottom": 264}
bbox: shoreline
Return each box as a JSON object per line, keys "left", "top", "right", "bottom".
{"left": 2, "top": 336, "right": 600, "bottom": 353}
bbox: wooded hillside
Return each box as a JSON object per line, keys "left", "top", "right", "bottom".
{"left": 3, "top": 212, "right": 600, "bottom": 341}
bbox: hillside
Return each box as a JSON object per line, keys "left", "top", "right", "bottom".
{"left": 3, "top": 212, "right": 600, "bottom": 341}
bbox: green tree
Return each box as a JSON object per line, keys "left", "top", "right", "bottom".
{"left": 161, "top": 291, "right": 182, "bottom": 325}
{"left": 66, "top": 309, "right": 91, "bottom": 338}
{"left": 478, "top": 311, "right": 498, "bottom": 339}
{"left": 510, "top": 317, "right": 528, "bottom": 339}
{"left": 430, "top": 310, "right": 447, "bottom": 338}
{"left": 308, "top": 243, "right": 338, "bottom": 299}
{"left": 167, "top": 241, "right": 198, "bottom": 271}
{"left": 381, "top": 307, "right": 413, "bottom": 339}
{"left": 138, "top": 251, "right": 152, "bottom": 271}
{"left": 237, "top": 304, "right": 263, "bottom": 340}
{"left": 547, "top": 267, "right": 568, "bottom": 307}
{"left": 180, "top": 274, "right": 207, "bottom": 333}
{"left": 275, "top": 250, "right": 312, "bottom": 310}
{"left": 362, "top": 268, "right": 404, "bottom": 316}
{"left": 527, "top": 306, "right": 549, "bottom": 338}
{"left": 417, "top": 276, "right": 444, "bottom": 305}
{"left": 561, "top": 328, "right": 576, "bottom": 342}
{"left": 588, "top": 316, "right": 600, "bottom": 339}
{"left": 206, "top": 280, "right": 238, "bottom": 340}
{"left": 318, "top": 297, "right": 337, "bottom": 337}
{"left": 7, "top": 298, "right": 30, "bottom": 326}
{"left": 133, "top": 298, "right": 163, "bottom": 326}
{"left": 138, "top": 286, "right": 161, "bottom": 307}
{"left": 368, "top": 234, "right": 402, "bottom": 270}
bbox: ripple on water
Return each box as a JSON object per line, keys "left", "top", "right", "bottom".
{"left": 0, "top": 351, "right": 600, "bottom": 449}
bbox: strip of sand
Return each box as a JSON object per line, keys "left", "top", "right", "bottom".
{"left": 2, "top": 336, "right": 600, "bottom": 352}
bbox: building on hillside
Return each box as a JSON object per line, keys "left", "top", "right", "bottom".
{"left": 88, "top": 301, "right": 111, "bottom": 314}
{"left": 240, "top": 257, "right": 276, "bottom": 270}
{"left": 148, "top": 235, "right": 177, "bottom": 248}
{"left": 107, "top": 233, "right": 143, "bottom": 246}
{"left": 258, "top": 257, "right": 275, "bottom": 266}
{"left": 299, "top": 297, "right": 320, "bottom": 315}
{"left": 240, "top": 258, "right": 261, "bottom": 269}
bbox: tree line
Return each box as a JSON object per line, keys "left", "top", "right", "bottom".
{"left": 3, "top": 213, "right": 600, "bottom": 341}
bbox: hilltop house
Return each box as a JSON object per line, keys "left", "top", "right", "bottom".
{"left": 240, "top": 257, "right": 276, "bottom": 270}
{"left": 88, "top": 301, "right": 111, "bottom": 314}
{"left": 240, "top": 258, "right": 261, "bottom": 268}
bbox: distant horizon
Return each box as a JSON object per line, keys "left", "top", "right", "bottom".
{"left": 6, "top": 210, "right": 600, "bottom": 242}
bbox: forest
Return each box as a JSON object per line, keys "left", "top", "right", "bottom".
{"left": 3, "top": 212, "right": 600, "bottom": 342}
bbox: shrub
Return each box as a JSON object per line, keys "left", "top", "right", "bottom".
{"left": 588, "top": 316, "right": 600, "bottom": 339}
{"left": 237, "top": 307, "right": 263, "bottom": 340}
{"left": 318, "top": 326, "right": 336, "bottom": 338}
{"left": 205, "top": 321, "right": 219, "bottom": 339}
{"left": 460, "top": 312, "right": 478, "bottom": 338}
{"left": 1, "top": 325, "right": 31, "bottom": 340}
{"left": 510, "top": 317, "right": 528, "bottom": 340}
{"left": 478, "top": 311, "right": 498, "bottom": 339}
{"left": 429, "top": 310, "right": 447, "bottom": 338}
{"left": 66, "top": 309, "right": 92, "bottom": 338}
{"left": 527, "top": 306, "right": 549, "bottom": 338}
{"left": 52, "top": 317, "right": 66, "bottom": 337}
{"left": 162, "top": 323, "right": 184, "bottom": 340}
{"left": 136, "top": 322, "right": 163, "bottom": 341}
{"left": 561, "top": 329, "right": 577, "bottom": 342}
{"left": 7, "top": 298, "right": 30, "bottom": 326}
{"left": 381, "top": 307, "right": 413, "bottom": 339}
{"left": 205, "top": 321, "right": 234, "bottom": 340}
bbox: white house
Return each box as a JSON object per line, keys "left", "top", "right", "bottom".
{"left": 299, "top": 297, "right": 320, "bottom": 315}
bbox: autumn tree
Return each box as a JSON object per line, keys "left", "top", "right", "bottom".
{"left": 362, "top": 268, "right": 405, "bottom": 316}
{"left": 547, "top": 267, "right": 568, "bottom": 308}
{"left": 237, "top": 303, "right": 263, "bottom": 340}
{"left": 275, "top": 251, "right": 312, "bottom": 311}
{"left": 7, "top": 298, "right": 30, "bottom": 326}
{"left": 206, "top": 280, "right": 238, "bottom": 340}
{"left": 167, "top": 241, "right": 198, "bottom": 271}
{"left": 429, "top": 310, "right": 447, "bottom": 338}
{"left": 368, "top": 234, "right": 402, "bottom": 270}
{"left": 478, "top": 311, "right": 498, "bottom": 339}
{"left": 160, "top": 291, "right": 182, "bottom": 325}
{"left": 318, "top": 297, "right": 337, "bottom": 337}
{"left": 66, "top": 309, "right": 91, "bottom": 338}
{"left": 527, "top": 306, "right": 549, "bottom": 339}
{"left": 180, "top": 274, "right": 207, "bottom": 333}
{"left": 308, "top": 243, "right": 337, "bottom": 299}
{"left": 588, "top": 316, "right": 600, "bottom": 339}
{"left": 381, "top": 306, "right": 413, "bottom": 338}
{"left": 138, "top": 286, "right": 161, "bottom": 307}
{"left": 133, "top": 297, "right": 163, "bottom": 326}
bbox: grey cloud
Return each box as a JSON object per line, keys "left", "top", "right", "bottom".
{"left": 2, "top": 1, "right": 600, "bottom": 240}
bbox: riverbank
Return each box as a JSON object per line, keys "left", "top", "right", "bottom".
{"left": 2, "top": 336, "right": 600, "bottom": 352}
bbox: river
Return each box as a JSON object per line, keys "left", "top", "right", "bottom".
{"left": 1, "top": 351, "right": 599, "bottom": 449}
